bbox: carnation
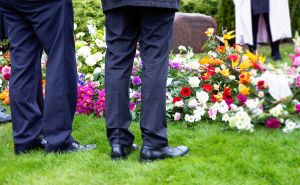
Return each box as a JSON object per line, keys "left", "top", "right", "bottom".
{"left": 208, "top": 107, "right": 218, "bottom": 120}
{"left": 218, "top": 101, "right": 229, "bottom": 114}
{"left": 196, "top": 91, "right": 209, "bottom": 105}
{"left": 188, "top": 77, "right": 201, "bottom": 88}
{"left": 185, "top": 114, "right": 195, "bottom": 123}
{"left": 236, "top": 94, "right": 247, "bottom": 105}
{"left": 188, "top": 99, "right": 198, "bottom": 109}
{"left": 132, "top": 76, "right": 141, "bottom": 86}
{"left": 265, "top": 118, "right": 282, "bottom": 129}
{"left": 175, "top": 100, "right": 185, "bottom": 108}
{"left": 174, "top": 112, "right": 181, "bottom": 121}
{"left": 181, "top": 87, "right": 192, "bottom": 97}
{"left": 283, "top": 119, "right": 297, "bottom": 133}
{"left": 202, "top": 84, "right": 213, "bottom": 93}
{"left": 187, "top": 60, "right": 200, "bottom": 70}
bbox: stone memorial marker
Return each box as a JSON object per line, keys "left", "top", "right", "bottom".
{"left": 172, "top": 13, "right": 217, "bottom": 53}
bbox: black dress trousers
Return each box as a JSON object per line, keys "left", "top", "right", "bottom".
{"left": 104, "top": 6, "right": 177, "bottom": 148}
{"left": 0, "top": 12, "right": 7, "bottom": 40}
{"left": 0, "top": 0, "right": 78, "bottom": 152}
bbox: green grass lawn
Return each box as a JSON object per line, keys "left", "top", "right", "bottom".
{"left": 0, "top": 115, "right": 300, "bottom": 185}
{"left": 0, "top": 44, "right": 299, "bottom": 185}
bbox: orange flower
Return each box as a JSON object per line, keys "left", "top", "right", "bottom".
{"left": 213, "top": 93, "right": 223, "bottom": 102}
{"left": 239, "top": 85, "right": 250, "bottom": 95}
{"left": 0, "top": 89, "right": 9, "bottom": 100}
{"left": 239, "top": 72, "right": 251, "bottom": 85}
{"left": 3, "top": 96, "right": 10, "bottom": 105}
{"left": 216, "top": 46, "right": 225, "bottom": 53}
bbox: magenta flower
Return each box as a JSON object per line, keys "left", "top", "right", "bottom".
{"left": 295, "top": 76, "right": 300, "bottom": 87}
{"left": 237, "top": 94, "right": 247, "bottom": 105}
{"left": 169, "top": 59, "right": 181, "bottom": 69}
{"left": 296, "top": 104, "right": 300, "bottom": 113}
{"left": 265, "top": 118, "right": 282, "bottom": 129}
{"left": 132, "top": 76, "right": 141, "bottom": 86}
{"left": 130, "top": 102, "right": 136, "bottom": 111}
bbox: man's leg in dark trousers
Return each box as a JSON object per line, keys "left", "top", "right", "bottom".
{"left": 105, "top": 8, "right": 139, "bottom": 146}
{"left": 139, "top": 8, "right": 175, "bottom": 148}
{"left": 4, "top": 12, "right": 44, "bottom": 152}
{"left": 249, "top": 13, "right": 259, "bottom": 52}
{"left": 2, "top": 0, "right": 77, "bottom": 152}
{"left": 262, "top": 13, "right": 281, "bottom": 60}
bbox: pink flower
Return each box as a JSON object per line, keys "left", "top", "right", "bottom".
{"left": 265, "top": 118, "right": 282, "bottom": 129}
{"left": 237, "top": 94, "right": 247, "bottom": 105}
{"left": 293, "top": 56, "right": 300, "bottom": 66}
{"left": 208, "top": 107, "right": 218, "bottom": 120}
{"left": 130, "top": 102, "right": 136, "bottom": 111}
{"left": 1, "top": 66, "right": 10, "bottom": 74}
{"left": 296, "top": 104, "right": 300, "bottom": 113}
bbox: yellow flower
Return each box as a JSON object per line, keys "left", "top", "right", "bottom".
{"left": 239, "top": 58, "right": 253, "bottom": 70}
{"left": 199, "top": 56, "right": 210, "bottom": 65}
{"left": 214, "top": 93, "right": 223, "bottom": 102}
{"left": 220, "top": 69, "right": 230, "bottom": 77}
{"left": 205, "top": 28, "right": 215, "bottom": 36}
{"left": 223, "top": 31, "right": 236, "bottom": 41}
{"left": 259, "top": 55, "right": 266, "bottom": 64}
{"left": 0, "top": 89, "right": 8, "bottom": 100}
{"left": 239, "top": 85, "right": 250, "bottom": 95}
{"left": 232, "top": 59, "right": 239, "bottom": 68}
{"left": 246, "top": 50, "right": 258, "bottom": 61}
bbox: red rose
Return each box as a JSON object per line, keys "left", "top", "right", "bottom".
{"left": 172, "top": 96, "right": 182, "bottom": 104}
{"left": 180, "top": 87, "right": 191, "bottom": 97}
{"left": 253, "top": 62, "right": 265, "bottom": 72}
{"left": 206, "top": 64, "right": 216, "bottom": 76}
{"left": 3, "top": 73, "right": 10, "bottom": 81}
{"left": 202, "top": 84, "right": 213, "bottom": 93}
{"left": 211, "top": 94, "right": 217, "bottom": 103}
{"left": 256, "top": 80, "right": 265, "bottom": 91}
{"left": 227, "top": 54, "right": 239, "bottom": 62}
{"left": 223, "top": 87, "right": 234, "bottom": 106}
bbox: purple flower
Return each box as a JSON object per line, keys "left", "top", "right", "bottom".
{"left": 133, "top": 92, "right": 141, "bottom": 99}
{"left": 132, "top": 76, "right": 141, "bottom": 86}
{"left": 296, "top": 104, "right": 300, "bottom": 113}
{"left": 237, "top": 94, "right": 247, "bottom": 105}
{"left": 169, "top": 59, "right": 181, "bottom": 69}
{"left": 130, "top": 102, "right": 136, "bottom": 111}
{"left": 135, "top": 50, "right": 140, "bottom": 58}
{"left": 265, "top": 118, "right": 282, "bottom": 129}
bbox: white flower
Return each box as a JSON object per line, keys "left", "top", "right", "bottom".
{"left": 174, "top": 112, "right": 181, "bottom": 121}
{"left": 77, "top": 46, "right": 91, "bottom": 58}
{"left": 74, "top": 23, "right": 77, "bottom": 30}
{"left": 87, "top": 24, "right": 97, "bottom": 35}
{"left": 93, "top": 67, "right": 102, "bottom": 74}
{"left": 196, "top": 91, "right": 209, "bottom": 105}
{"left": 258, "top": 91, "right": 265, "bottom": 98}
{"left": 246, "top": 98, "right": 260, "bottom": 110}
{"left": 175, "top": 100, "right": 184, "bottom": 108}
{"left": 94, "top": 52, "right": 104, "bottom": 61}
{"left": 269, "top": 104, "right": 285, "bottom": 117}
{"left": 188, "top": 77, "right": 201, "bottom": 88}
{"left": 193, "top": 113, "right": 202, "bottom": 122}
{"left": 188, "top": 99, "right": 198, "bottom": 109}
{"left": 283, "top": 119, "right": 297, "bottom": 133}
{"left": 228, "top": 110, "right": 253, "bottom": 131}
{"left": 185, "top": 114, "right": 195, "bottom": 123}
{"left": 230, "top": 104, "right": 238, "bottom": 111}
{"left": 76, "top": 32, "right": 85, "bottom": 39}
{"left": 188, "top": 60, "right": 200, "bottom": 70}
{"left": 222, "top": 114, "right": 230, "bottom": 122}
{"left": 167, "top": 78, "right": 173, "bottom": 87}
{"left": 194, "top": 107, "right": 206, "bottom": 117}
{"left": 85, "top": 74, "right": 93, "bottom": 81}
{"left": 187, "top": 50, "right": 194, "bottom": 59}
{"left": 213, "top": 84, "right": 219, "bottom": 91}
{"left": 208, "top": 51, "right": 217, "bottom": 58}
{"left": 85, "top": 55, "right": 97, "bottom": 67}
{"left": 229, "top": 75, "right": 236, "bottom": 80}
{"left": 218, "top": 101, "right": 229, "bottom": 114}
{"left": 0, "top": 78, "right": 3, "bottom": 85}
{"left": 178, "top": 45, "right": 187, "bottom": 51}
{"left": 215, "top": 67, "right": 221, "bottom": 73}
{"left": 221, "top": 64, "right": 226, "bottom": 70}
{"left": 95, "top": 39, "right": 106, "bottom": 48}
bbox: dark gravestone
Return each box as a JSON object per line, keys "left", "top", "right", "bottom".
{"left": 172, "top": 13, "right": 217, "bottom": 53}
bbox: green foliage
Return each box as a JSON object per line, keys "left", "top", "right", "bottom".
{"left": 215, "top": 0, "right": 235, "bottom": 33}
{"left": 73, "top": 0, "right": 105, "bottom": 33}
{"left": 290, "top": 0, "right": 300, "bottom": 33}
{"left": 180, "top": 0, "right": 218, "bottom": 16}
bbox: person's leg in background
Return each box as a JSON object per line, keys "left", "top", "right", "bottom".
{"left": 249, "top": 13, "right": 260, "bottom": 53}
{"left": 263, "top": 13, "right": 282, "bottom": 60}
{"left": 104, "top": 7, "right": 140, "bottom": 160}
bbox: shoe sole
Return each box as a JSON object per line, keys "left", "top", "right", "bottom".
{"left": 140, "top": 149, "right": 190, "bottom": 163}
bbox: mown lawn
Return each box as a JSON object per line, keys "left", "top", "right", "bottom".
{"left": 0, "top": 115, "right": 299, "bottom": 185}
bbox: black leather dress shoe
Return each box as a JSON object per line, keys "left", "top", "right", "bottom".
{"left": 111, "top": 144, "right": 139, "bottom": 160}
{"left": 47, "top": 141, "right": 97, "bottom": 154}
{"left": 15, "top": 138, "right": 47, "bottom": 155}
{"left": 140, "top": 145, "right": 189, "bottom": 162}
